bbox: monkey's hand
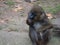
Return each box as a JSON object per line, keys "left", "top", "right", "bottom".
{"left": 26, "top": 19, "right": 34, "bottom": 26}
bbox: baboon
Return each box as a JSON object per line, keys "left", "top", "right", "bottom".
{"left": 26, "top": 5, "right": 52, "bottom": 45}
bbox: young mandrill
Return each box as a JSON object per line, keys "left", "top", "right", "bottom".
{"left": 26, "top": 5, "right": 53, "bottom": 45}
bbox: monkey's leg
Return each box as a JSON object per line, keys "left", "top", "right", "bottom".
{"left": 29, "top": 26, "right": 38, "bottom": 45}
{"left": 44, "top": 30, "right": 49, "bottom": 40}
{"left": 42, "top": 30, "right": 50, "bottom": 45}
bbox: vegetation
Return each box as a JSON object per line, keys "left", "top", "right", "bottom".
{"left": 5, "top": 0, "right": 15, "bottom": 6}
{"left": 43, "top": 4, "right": 60, "bottom": 14}
{"left": 48, "top": 5, "right": 60, "bottom": 14}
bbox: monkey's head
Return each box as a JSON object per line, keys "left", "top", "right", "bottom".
{"left": 30, "top": 5, "right": 46, "bottom": 21}
{"left": 26, "top": 5, "right": 47, "bottom": 25}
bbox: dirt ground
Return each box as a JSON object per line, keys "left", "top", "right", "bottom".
{"left": 0, "top": 0, "right": 60, "bottom": 45}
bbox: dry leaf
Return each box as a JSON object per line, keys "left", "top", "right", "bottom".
{"left": 0, "top": 19, "right": 5, "bottom": 23}
{"left": 13, "top": 6, "right": 23, "bottom": 12}
{"left": 46, "top": 13, "right": 53, "bottom": 19}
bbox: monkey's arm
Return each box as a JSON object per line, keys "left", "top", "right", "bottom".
{"left": 38, "top": 24, "right": 53, "bottom": 32}
{"left": 26, "top": 11, "right": 37, "bottom": 26}
{"left": 26, "top": 18, "right": 34, "bottom": 25}
{"left": 38, "top": 24, "right": 60, "bottom": 32}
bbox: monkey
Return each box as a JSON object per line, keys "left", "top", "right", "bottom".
{"left": 26, "top": 5, "right": 52, "bottom": 45}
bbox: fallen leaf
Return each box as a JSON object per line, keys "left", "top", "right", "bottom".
{"left": 0, "top": 19, "right": 5, "bottom": 23}
{"left": 13, "top": 6, "right": 23, "bottom": 12}
{"left": 46, "top": 13, "right": 53, "bottom": 19}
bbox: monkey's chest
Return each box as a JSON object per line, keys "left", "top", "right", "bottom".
{"left": 33, "top": 22, "right": 43, "bottom": 31}
{"left": 33, "top": 22, "right": 52, "bottom": 32}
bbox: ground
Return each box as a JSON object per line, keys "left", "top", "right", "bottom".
{"left": 0, "top": 0, "right": 60, "bottom": 45}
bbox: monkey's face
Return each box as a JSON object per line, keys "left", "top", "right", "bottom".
{"left": 33, "top": 11, "right": 43, "bottom": 21}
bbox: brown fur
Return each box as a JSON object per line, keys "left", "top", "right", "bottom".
{"left": 26, "top": 5, "right": 51, "bottom": 45}
{"left": 26, "top": 5, "right": 52, "bottom": 45}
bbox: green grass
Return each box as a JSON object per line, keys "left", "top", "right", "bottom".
{"left": 0, "top": 26, "right": 3, "bottom": 30}
{"left": 9, "top": 28, "right": 18, "bottom": 32}
{"left": 43, "top": 4, "right": 60, "bottom": 14}
{"left": 49, "top": 5, "right": 60, "bottom": 14}
{"left": 35, "top": 0, "right": 60, "bottom": 14}
{"left": 5, "top": 0, "right": 15, "bottom": 6}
